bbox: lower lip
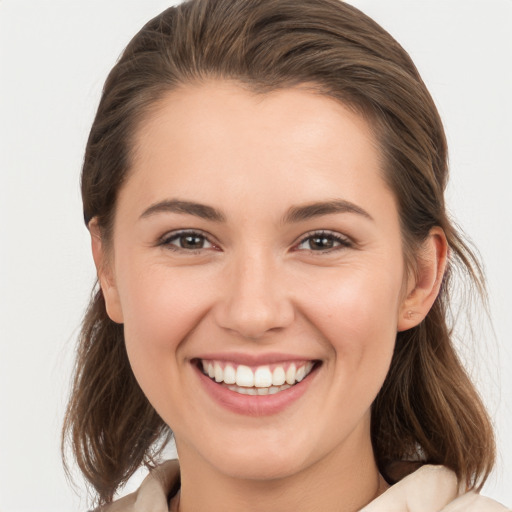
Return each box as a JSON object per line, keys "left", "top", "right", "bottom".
{"left": 193, "top": 363, "right": 318, "bottom": 416}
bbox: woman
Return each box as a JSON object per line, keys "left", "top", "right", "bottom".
{"left": 62, "top": 0, "right": 509, "bottom": 510}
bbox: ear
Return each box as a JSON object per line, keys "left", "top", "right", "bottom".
{"left": 89, "top": 219, "right": 124, "bottom": 324}
{"left": 397, "top": 227, "right": 448, "bottom": 332}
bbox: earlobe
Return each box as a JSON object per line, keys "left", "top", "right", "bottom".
{"left": 397, "top": 227, "right": 448, "bottom": 332}
{"left": 89, "top": 219, "right": 124, "bottom": 324}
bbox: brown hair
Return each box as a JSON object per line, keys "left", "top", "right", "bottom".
{"left": 63, "top": 0, "right": 495, "bottom": 505}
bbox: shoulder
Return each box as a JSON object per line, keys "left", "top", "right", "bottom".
{"left": 440, "top": 491, "right": 511, "bottom": 512}
{"left": 361, "top": 465, "right": 510, "bottom": 512}
{"left": 97, "top": 460, "right": 180, "bottom": 512}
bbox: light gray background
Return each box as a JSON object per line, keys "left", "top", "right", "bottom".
{"left": 1, "top": 1, "right": 511, "bottom": 510}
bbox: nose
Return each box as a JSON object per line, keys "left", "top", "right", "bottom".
{"left": 213, "top": 251, "right": 295, "bottom": 340}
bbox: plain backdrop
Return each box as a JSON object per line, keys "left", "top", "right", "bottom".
{"left": 1, "top": 1, "right": 511, "bottom": 510}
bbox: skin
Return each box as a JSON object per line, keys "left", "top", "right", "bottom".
{"left": 91, "top": 81, "right": 447, "bottom": 512}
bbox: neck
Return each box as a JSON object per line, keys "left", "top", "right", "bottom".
{"left": 176, "top": 422, "right": 387, "bottom": 512}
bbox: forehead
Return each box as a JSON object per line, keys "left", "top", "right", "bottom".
{"left": 133, "top": 80, "right": 378, "bottom": 159}
{"left": 123, "top": 80, "right": 392, "bottom": 220}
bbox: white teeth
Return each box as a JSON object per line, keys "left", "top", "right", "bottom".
{"left": 254, "top": 366, "right": 273, "bottom": 387}
{"left": 272, "top": 366, "right": 286, "bottom": 386}
{"left": 285, "top": 363, "right": 296, "bottom": 385}
{"left": 236, "top": 365, "right": 254, "bottom": 387}
{"left": 223, "top": 364, "right": 236, "bottom": 385}
{"left": 214, "top": 362, "right": 223, "bottom": 383}
{"left": 201, "top": 360, "right": 316, "bottom": 390}
{"left": 227, "top": 383, "right": 291, "bottom": 395}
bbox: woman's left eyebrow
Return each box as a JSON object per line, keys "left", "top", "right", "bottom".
{"left": 281, "top": 199, "right": 373, "bottom": 224}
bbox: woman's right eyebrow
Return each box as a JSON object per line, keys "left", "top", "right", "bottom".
{"left": 139, "top": 199, "right": 226, "bottom": 222}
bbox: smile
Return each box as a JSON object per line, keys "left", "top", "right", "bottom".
{"left": 198, "top": 359, "right": 317, "bottom": 395}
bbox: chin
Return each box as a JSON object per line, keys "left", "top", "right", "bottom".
{"left": 215, "top": 451, "right": 310, "bottom": 481}
{"left": 196, "top": 431, "right": 317, "bottom": 481}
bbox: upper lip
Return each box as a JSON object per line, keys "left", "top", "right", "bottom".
{"left": 192, "top": 352, "right": 319, "bottom": 366}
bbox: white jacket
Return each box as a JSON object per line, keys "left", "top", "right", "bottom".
{"left": 103, "top": 461, "right": 510, "bottom": 511}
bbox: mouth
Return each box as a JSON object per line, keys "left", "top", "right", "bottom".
{"left": 193, "top": 358, "right": 320, "bottom": 396}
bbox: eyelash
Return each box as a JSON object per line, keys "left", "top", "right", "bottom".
{"left": 158, "top": 229, "right": 352, "bottom": 254}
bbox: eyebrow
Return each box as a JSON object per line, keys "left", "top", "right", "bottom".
{"left": 140, "top": 199, "right": 226, "bottom": 222}
{"left": 139, "top": 198, "right": 372, "bottom": 224}
{"left": 282, "top": 199, "right": 373, "bottom": 224}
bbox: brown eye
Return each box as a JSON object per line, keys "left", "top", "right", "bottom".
{"left": 297, "top": 231, "right": 352, "bottom": 252}
{"left": 161, "top": 231, "right": 214, "bottom": 251}
{"left": 179, "top": 234, "right": 206, "bottom": 249}
{"left": 308, "top": 235, "right": 335, "bottom": 250}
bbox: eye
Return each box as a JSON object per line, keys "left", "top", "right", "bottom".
{"left": 295, "top": 231, "right": 352, "bottom": 252}
{"left": 160, "top": 230, "right": 215, "bottom": 252}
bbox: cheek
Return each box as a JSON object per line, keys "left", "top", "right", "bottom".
{"left": 307, "top": 265, "right": 402, "bottom": 338}
{"left": 118, "top": 259, "right": 210, "bottom": 341}
{"left": 300, "top": 264, "right": 402, "bottom": 385}
{"left": 115, "top": 260, "right": 215, "bottom": 395}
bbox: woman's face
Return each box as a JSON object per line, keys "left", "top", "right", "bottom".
{"left": 98, "top": 81, "right": 414, "bottom": 480}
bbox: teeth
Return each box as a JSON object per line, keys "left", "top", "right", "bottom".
{"left": 200, "top": 360, "right": 316, "bottom": 389}
{"left": 214, "top": 362, "right": 223, "bottom": 383}
{"left": 223, "top": 364, "right": 236, "bottom": 385}
{"left": 272, "top": 366, "right": 286, "bottom": 386}
{"left": 236, "top": 365, "right": 254, "bottom": 387}
{"left": 227, "top": 383, "right": 292, "bottom": 395}
{"left": 254, "top": 366, "right": 272, "bottom": 387}
{"left": 285, "top": 363, "right": 296, "bottom": 385}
